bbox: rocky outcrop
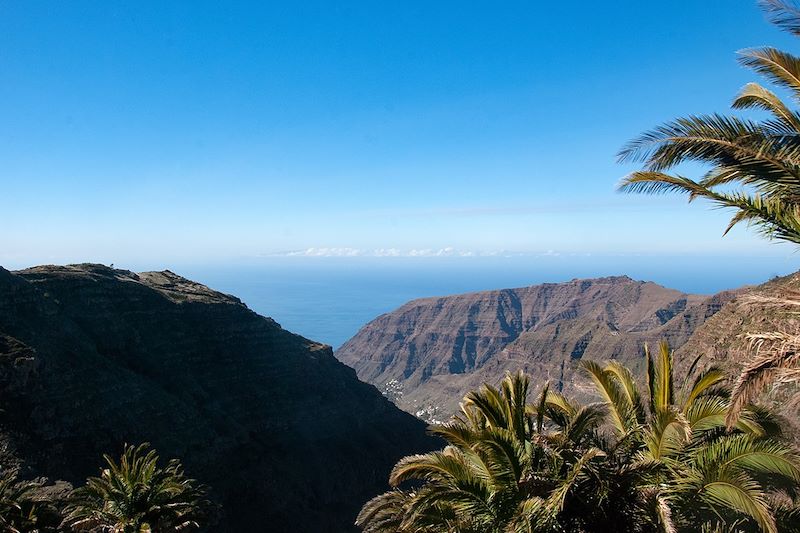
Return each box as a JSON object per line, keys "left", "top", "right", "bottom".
{"left": 0, "top": 264, "right": 433, "bottom": 532}
{"left": 336, "top": 276, "right": 737, "bottom": 419}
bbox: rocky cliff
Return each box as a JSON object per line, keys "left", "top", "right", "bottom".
{"left": 336, "top": 276, "right": 736, "bottom": 419}
{"left": 0, "top": 264, "right": 433, "bottom": 532}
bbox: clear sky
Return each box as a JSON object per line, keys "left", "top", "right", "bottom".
{"left": 2, "top": 1, "right": 799, "bottom": 268}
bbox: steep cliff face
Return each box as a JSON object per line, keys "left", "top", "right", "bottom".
{"left": 0, "top": 264, "right": 432, "bottom": 532}
{"left": 337, "top": 276, "right": 736, "bottom": 419}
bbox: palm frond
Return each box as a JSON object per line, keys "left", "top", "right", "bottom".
{"left": 728, "top": 329, "right": 800, "bottom": 427}
{"left": 617, "top": 114, "right": 800, "bottom": 181}
{"left": 63, "top": 443, "right": 212, "bottom": 532}
{"left": 356, "top": 490, "right": 413, "bottom": 532}
{"left": 760, "top": 0, "right": 800, "bottom": 36}
{"left": 682, "top": 367, "right": 727, "bottom": 412}
{"left": 732, "top": 81, "right": 800, "bottom": 130}
{"left": 645, "top": 408, "right": 690, "bottom": 460}
{"left": 739, "top": 46, "right": 800, "bottom": 103}
{"left": 581, "top": 360, "right": 635, "bottom": 436}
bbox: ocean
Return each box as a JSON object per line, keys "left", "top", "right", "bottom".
{"left": 180, "top": 254, "right": 797, "bottom": 350}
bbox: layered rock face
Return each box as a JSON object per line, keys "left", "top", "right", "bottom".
{"left": 337, "top": 276, "right": 736, "bottom": 419}
{"left": 0, "top": 264, "right": 432, "bottom": 532}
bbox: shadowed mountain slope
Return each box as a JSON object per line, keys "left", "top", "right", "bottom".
{"left": 337, "top": 276, "right": 736, "bottom": 419}
{"left": 0, "top": 264, "right": 433, "bottom": 532}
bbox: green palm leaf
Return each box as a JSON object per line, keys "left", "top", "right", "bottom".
{"left": 63, "top": 443, "right": 212, "bottom": 532}
{"left": 359, "top": 341, "right": 800, "bottom": 533}
{"left": 618, "top": 7, "right": 800, "bottom": 247}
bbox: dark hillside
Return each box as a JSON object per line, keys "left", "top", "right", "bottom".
{"left": 0, "top": 264, "right": 433, "bottom": 532}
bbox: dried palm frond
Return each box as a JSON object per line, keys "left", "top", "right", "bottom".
{"left": 727, "top": 293, "right": 800, "bottom": 427}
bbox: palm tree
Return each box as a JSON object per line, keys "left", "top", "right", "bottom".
{"left": 62, "top": 443, "right": 212, "bottom": 533}
{"left": 617, "top": 0, "right": 800, "bottom": 245}
{"left": 357, "top": 372, "right": 536, "bottom": 533}
{"left": 585, "top": 341, "right": 800, "bottom": 533}
{"left": 358, "top": 371, "right": 661, "bottom": 532}
{"left": 0, "top": 469, "right": 39, "bottom": 533}
{"left": 357, "top": 344, "right": 800, "bottom": 533}
{"left": 617, "top": 0, "right": 800, "bottom": 477}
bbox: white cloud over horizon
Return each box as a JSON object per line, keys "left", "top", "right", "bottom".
{"left": 269, "top": 247, "right": 564, "bottom": 258}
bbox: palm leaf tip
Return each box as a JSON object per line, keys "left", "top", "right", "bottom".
{"left": 760, "top": 0, "right": 800, "bottom": 36}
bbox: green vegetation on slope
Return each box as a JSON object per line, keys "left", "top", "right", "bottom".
{"left": 0, "top": 470, "right": 39, "bottom": 533}
{"left": 358, "top": 345, "right": 800, "bottom": 533}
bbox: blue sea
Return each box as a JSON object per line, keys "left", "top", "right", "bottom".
{"left": 178, "top": 255, "right": 798, "bottom": 350}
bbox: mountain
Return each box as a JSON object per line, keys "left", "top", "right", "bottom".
{"left": 0, "top": 264, "right": 433, "bottom": 532}
{"left": 336, "top": 276, "right": 736, "bottom": 420}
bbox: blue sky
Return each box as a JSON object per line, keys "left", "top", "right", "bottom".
{"left": 2, "top": 1, "right": 799, "bottom": 268}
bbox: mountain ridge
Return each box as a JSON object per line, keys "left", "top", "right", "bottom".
{"left": 337, "top": 275, "right": 738, "bottom": 419}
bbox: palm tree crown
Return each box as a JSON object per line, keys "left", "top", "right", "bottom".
{"left": 358, "top": 343, "right": 800, "bottom": 533}
{"left": 726, "top": 291, "right": 800, "bottom": 428}
{"left": 618, "top": 0, "right": 800, "bottom": 245}
{"left": 586, "top": 342, "right": 800, "bottom": 533}
{"left": 62, "top": 443, "right": 212, "bottom": 533}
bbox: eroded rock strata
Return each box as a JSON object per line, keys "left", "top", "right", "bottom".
{"left": 337, "top": 276, "right": 737, "bottom": 419}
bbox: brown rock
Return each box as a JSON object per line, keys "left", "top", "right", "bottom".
{"left": 337, "top": 276, "right": 738, "bottom": 419}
